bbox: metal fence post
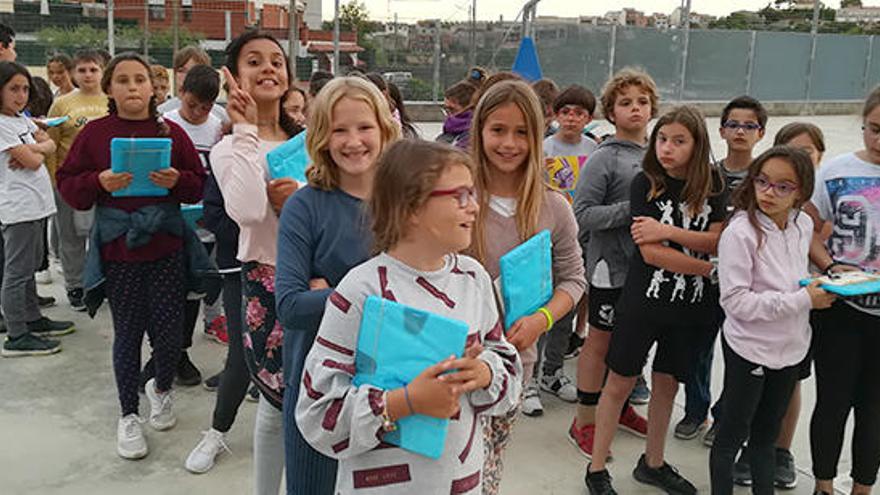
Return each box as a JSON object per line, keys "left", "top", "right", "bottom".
{"left": 745, "top": 30, "right": 756, "bottom": 96}
{"left": 678, "top": 26, "right": 691, "bottom": 102}
{"left": 607, "top": 24, "right": 617, "bottom": 82}
{"left": 432, "top": 20, "right": 441, "bottom": 102}
{"left": 865, "top": 35, "right": 875, "bottom": 96}
{"left": 144, "top": 0, "right": 150, "bottom": 58}
{"left": 107, "top": 0, "right": 115, "bottom": 56}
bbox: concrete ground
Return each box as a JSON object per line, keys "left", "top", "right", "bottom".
{"left": 0, "top": 115, "right": 867, "bottom": 494}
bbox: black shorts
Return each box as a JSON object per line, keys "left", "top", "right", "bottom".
{"left": 606, "top": 308, "right": 705, "bottom": 383}
{"left": 587, "top": 285, "right": 622, "bottom": 332}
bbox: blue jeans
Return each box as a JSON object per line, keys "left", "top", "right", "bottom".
{"left": 683, "top": 307, "right": 723, "bottom": 422}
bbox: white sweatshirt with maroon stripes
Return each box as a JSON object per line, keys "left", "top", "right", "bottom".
{"left": 296, "top": 252, "right": 523, "bottom": 494}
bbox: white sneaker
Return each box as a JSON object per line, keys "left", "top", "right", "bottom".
{"left": 117, "top": 414, "right": 148, "bottom": 459}
{"left": 35, "top": 270, "right": 52, "bottom": 285}
{"left": 185, "top": 428, "right": 230, "bottom": 474}
{"left": 540, "top": 368, "right": 578, "bottom": 402}
{"left": 145, "top": 378, "right": 176, "bottom": 431}
{"left": 521, "top": 381, "right": 544, "bottom": 417}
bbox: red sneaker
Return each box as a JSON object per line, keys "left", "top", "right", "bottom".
{"left": 569, "top": 418, "right": 595, "bottom": 459}
{"left": 618, "top": 404, "right": 648, "bottom": 438}
{"left": 205, "top": 315, "right": 229, "bottom": 345}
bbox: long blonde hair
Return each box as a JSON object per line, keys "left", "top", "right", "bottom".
{"left": 469, "top": 79, "right": 545, "bottom": 263}
{"left": 305, "top": 76, "right": 400, "bottom": 190}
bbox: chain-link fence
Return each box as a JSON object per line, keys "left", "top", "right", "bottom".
{"left": 3, "top": 1, "right": 876, "bottom": 102}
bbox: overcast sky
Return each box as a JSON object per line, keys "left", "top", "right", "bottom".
{"left": 320, "top": 0, "right": 850, "bottom": 23}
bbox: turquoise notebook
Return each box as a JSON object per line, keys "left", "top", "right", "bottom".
{"left": 181, "top": 204, "right": 203, "bottom": 230}
{"left": 266, "top": 131, "right": 309, "bottom": 182}
{"left": 799, "top": 271, "right": 880, "bottom": 297}
{"left": 110, "top": 138, "right": 172, "bottom": 197}
{"left": 352, "top": 296, "right": 470, "bottom": 459}
{"left": 499, "top": 230, "right": 553, "bottom": 329}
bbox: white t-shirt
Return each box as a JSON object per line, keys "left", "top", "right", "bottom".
{"left": 543, "top": 134, "right": 598, "bottom": 158}
{"left": 163, "top": 109, "right": 224, "bottom": 170}
{"left": 0, "top": 114, "right": 57, "bottom": 224}
{"left": 158, "top": 97, "right": 229, "bottom": 125}
{"left": 812, "top": 152, "right": 880, "bottom": 315}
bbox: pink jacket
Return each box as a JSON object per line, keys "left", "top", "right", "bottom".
{"left": 719, "top": 210, "right": 814, "bottom": 369}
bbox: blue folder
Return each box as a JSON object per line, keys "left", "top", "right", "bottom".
{"left": 110, "top": 138, "right": 172, "bottom": 198}
{"left": 799, "top": 273, "right": 880, "bottom": 297}
{"left": 352, "top": 296, "right": 470, "bottom": 459}
{"left": 266, "top": 131, "right": 309, "bottom": 182}
{"left": 499, "top": 230, "right": 553, "bottom": 329}
{"left": 181, "top": 204, "right": 203, "bottom": 230}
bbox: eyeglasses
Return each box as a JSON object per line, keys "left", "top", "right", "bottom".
{"left": 722, "top": 121, "right": 762, "bottom": 132}
{"left": 429, "top": 186, "right": 477, "bottom": 208}
{"left": 754, "top": 174, "right": 798, "bottom": 198}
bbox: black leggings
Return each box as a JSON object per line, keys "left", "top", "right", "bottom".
{"left": 710, "top": 337, "right": 799, "bottom": 495}
{"left": 211, "top": 272, "right": 251, "bottom": 433}
{"left": 810, "top": 302, "right": 880, "bottom": 486}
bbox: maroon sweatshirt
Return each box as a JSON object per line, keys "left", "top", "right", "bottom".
{"left": 56, "top": 113, "right": 206, "bottom": 262}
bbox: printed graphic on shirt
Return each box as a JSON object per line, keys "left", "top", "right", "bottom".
{"left": 643, "top": 200, "right": 714, "bottom": 303}
{"left": 546, "top": 155, "right": 587, "bottom": 203}
{"left": 824, "top": 176, "right": 880, "bottom": 309}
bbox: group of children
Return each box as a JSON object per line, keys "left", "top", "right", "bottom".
{"left": 2, "top": 19, "right": 880, "bottom": 495}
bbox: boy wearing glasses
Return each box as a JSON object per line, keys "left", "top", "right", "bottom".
{"left": 675, "top": 95, "right": 767, "bottom": 451}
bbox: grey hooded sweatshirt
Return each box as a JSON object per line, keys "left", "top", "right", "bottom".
{"left": 572, "top": 137, "right": 647, "bottom": 289}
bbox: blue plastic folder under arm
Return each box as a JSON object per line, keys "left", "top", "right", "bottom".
{"left": 352, "top": 296, "right": 470, "bottom": 459}
{"left": 499, "top": 229, "right": 553, "bottom": 329}
{"left": 266, "top": 131, "right": 309, "bottom": 182}
{"left": 110, "top": 138, "right": 172, "bottom": 198}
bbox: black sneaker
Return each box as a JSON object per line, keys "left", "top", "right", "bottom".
{"left": 2, "top": 333, "right": 61, "bottom": 357}
{"left": 632, "top": 454, "right": 697, "bottom": 495}
{"left": 246, "top": 384, "right": 260, "bottom": 402}
{"left": 674, "top": 417, "right": 707, "bottom": 440}
{"left": 38, "top": 295, "right": 56, "bottom": 308}
{"left": 27, "top": 316, "right": 75, "bottom": 337}
{"left": 775, "top": 448, "right": 797, "bottom": 489}
{"left": 703, "top": 422, "right": 718, "bottom": 447}
{"left": 629, "top": 375, "right": 651, "bottom": 405}
{"left": 203, "top": 372, "right": 222, "bottom": 391}
{"left": 585, "top": 465, "right": 618, "bottom": 495}
{"left": 732, "top": 450, "right": 752, "bottom": 486}
{"left": 565, "top": 333, "right": 585, "bottom": 359}
{"left": 67, "top": 288, "right": 86, "bottom": 312}
{"left": 176, "top": 352, "right": 202, "bottom": 387}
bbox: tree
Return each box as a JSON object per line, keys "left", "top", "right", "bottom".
{"left": 841, "top": 0, "right": 863, "bottom": 8}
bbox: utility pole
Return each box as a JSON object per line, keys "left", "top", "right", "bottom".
{"left": 806, "top": 0, "right": 822, "bottom": 103}
{"left": 143, "top": 0, "right": 149, "bottom": 58}
{"left": 521, "top": 0, "right": 540, "bottom": 39}
{"left": 469, "top": 0, "right": 476, "bottom": 66}
{"left": 333, "top": 0, "right": 340, "bottom": 74}
{"left": 107, "top": 0, "right": 115, "bottom": 56}
{"left": 393, "top": 12, "right": 398, "bottom": 67}
{"left": 288, "top": 0, "right": 298, "bottom": 77}
{"left": 432, "top": 19, "right": 441, "bottom": 102}
{"left": 172, "top": 0, "right": 180, "bottom": 92}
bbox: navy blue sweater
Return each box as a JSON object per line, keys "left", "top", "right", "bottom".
{"left": 275, "top": 185, "right": 373, "bottom": 494}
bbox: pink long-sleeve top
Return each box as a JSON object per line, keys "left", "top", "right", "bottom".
{"left": 718, "top": 210, "right": 814, "bottom": 369}
{"left": 209, "top": 124, "right": 286, "bottom": 266}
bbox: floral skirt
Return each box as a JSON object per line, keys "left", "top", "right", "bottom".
{"left": 242, "top": 262, "right": 284, "bottom": 410}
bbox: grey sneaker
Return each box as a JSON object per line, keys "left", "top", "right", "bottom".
{"left": 27, "top": 316, "right": 75, "bottom": 337}
{"left": 629, "top": 375, "right": 650, "bottom": 405}
{"left": 674, "top": 417, "right": 707, "bottom": 440}
{"left": 703, "top": 422, "right": 718, "bottom": 447}
{"left": 2, "top": 333, "right": 61, "bottom": 357}
{"left": 775, "top": 448, "right": 797, "bottom": 489}
{"left": 145, "top": 378, "right": 176, "bottom": 431}
{"left": 539, "top": 368, "right": 577, "bottom": 402}
{"left": 117, "top": 414, "right": 148, "bottom": 459}
{"left": 521, "top": 381, "right": 544, "bottom": 417}
{"left": 733, "top": 450, "right": 752, "bottom": 486}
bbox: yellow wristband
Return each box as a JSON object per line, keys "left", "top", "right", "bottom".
{"left": 537, "top": 307, "right": 553, "bottom": 332}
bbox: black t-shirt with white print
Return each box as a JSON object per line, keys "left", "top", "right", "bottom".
{"left": 618, "top": 171, "right": 727, "bottom": 321}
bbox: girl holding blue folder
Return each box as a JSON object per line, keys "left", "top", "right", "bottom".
{"left": 55, "top": 53, "right": 206, "bottom": 460}
{"left": 275, "top": 76, "right": 399, "bottom": 494}
{"left": 296, "top": 139, "right": 521, "bottom": 494}
{"left": 467, "top": 79, "right": 587, "bottom": 494}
